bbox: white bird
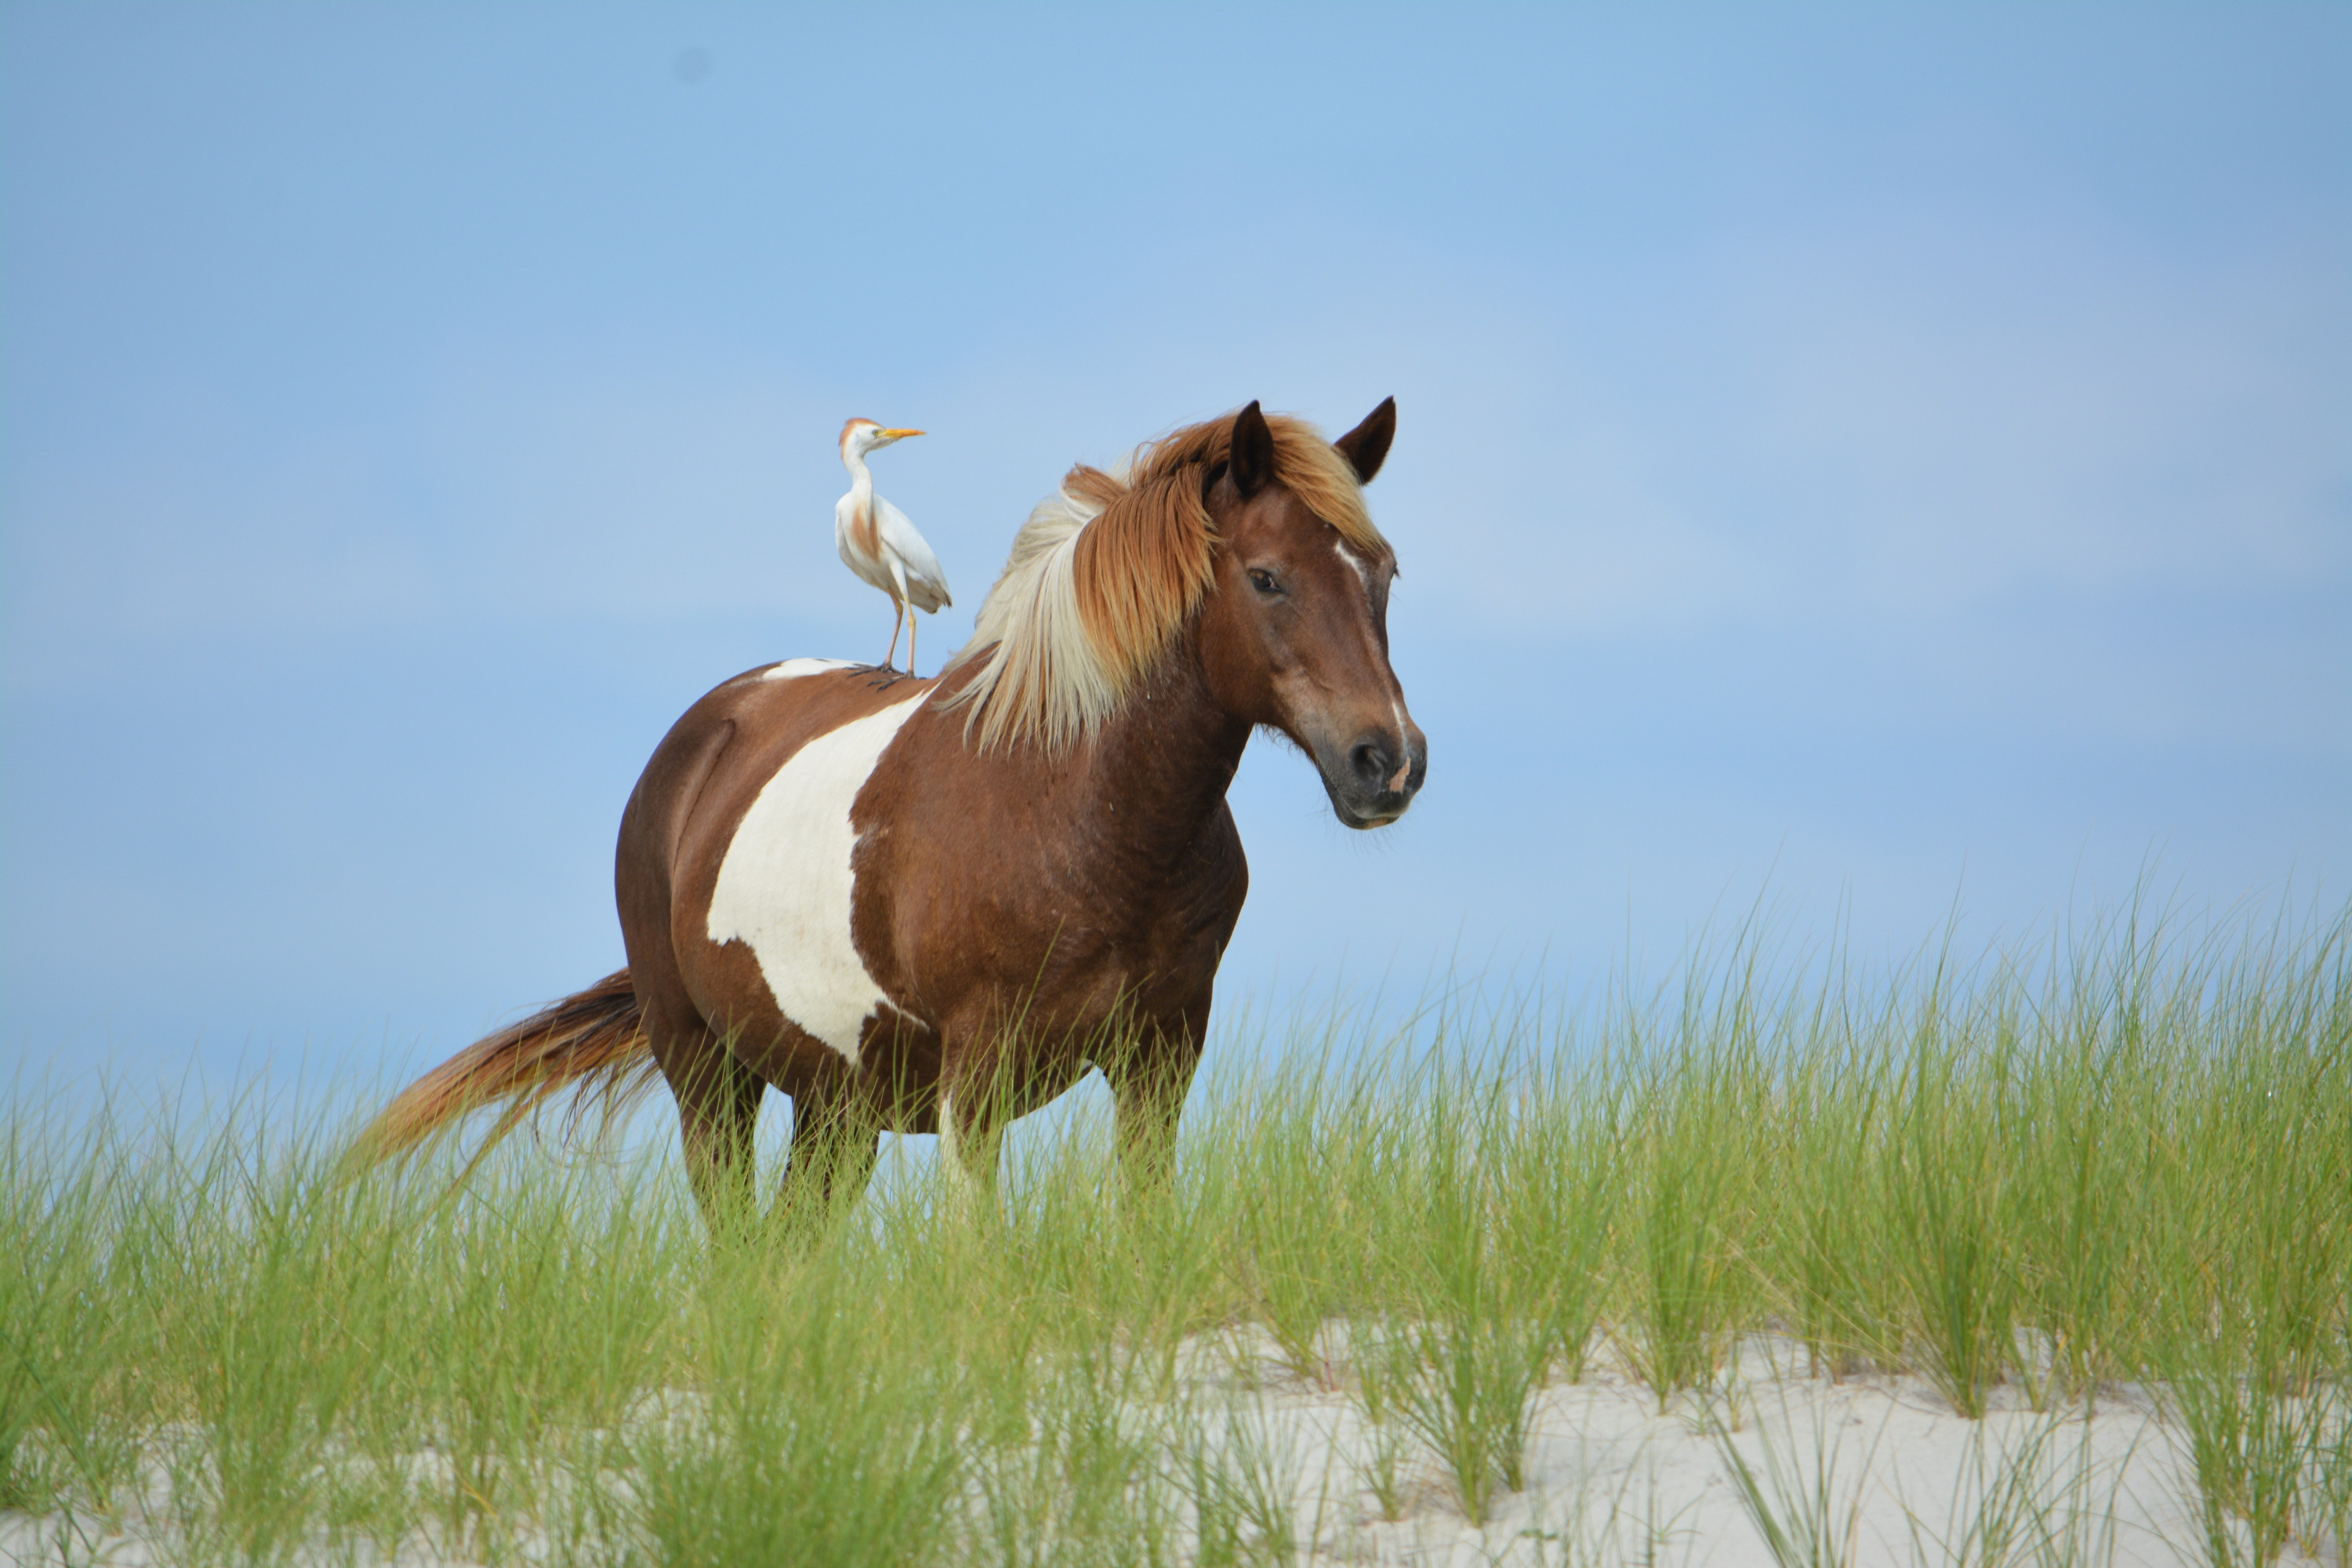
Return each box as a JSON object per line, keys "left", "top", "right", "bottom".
{"left": 834, "top": 418, "right": 953, "bottom": 674}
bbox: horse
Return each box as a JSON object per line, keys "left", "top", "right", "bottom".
{"left": 357, "top": 399, "right": 1425, "bottom": 1227}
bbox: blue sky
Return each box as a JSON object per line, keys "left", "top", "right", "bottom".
{"left": 2, "top": 4, "right": 2346, "bottom": 1088}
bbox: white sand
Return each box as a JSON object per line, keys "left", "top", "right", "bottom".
{"left": 2, "top": 1331, "right": 2334, "bottom": 1566}
{"left": 1182, "top": 1329, "right": 2255, "bottom": 1566}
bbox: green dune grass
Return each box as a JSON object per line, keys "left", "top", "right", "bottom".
{"left": 4, "top": 902, "right": 2347, "bottom": 1566}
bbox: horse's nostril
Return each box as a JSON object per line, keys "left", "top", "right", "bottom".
{"left": 1350, "top": 740, "right": 1388, "bottom": 787}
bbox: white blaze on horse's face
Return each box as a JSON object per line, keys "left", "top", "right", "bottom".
{"left": 1306, "top": 550, "right": 1420, "bottom": 828}
{"left": 705, "top": 692, "right": 929, "bottom": 1062}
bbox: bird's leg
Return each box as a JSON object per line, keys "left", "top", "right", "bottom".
{"left": 883, "top": 598, "right": 905, "bottom": 672}
{"left": 888, "top": 561, "right": 916, "bottom": 677}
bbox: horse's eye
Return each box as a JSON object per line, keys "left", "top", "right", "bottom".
{"left": 1248, "top": 568, "right": 1284, "bottom": 597}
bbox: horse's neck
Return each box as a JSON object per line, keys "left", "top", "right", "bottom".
{"left": 1063, "top": 648, "right": 1250, "bottom": 862}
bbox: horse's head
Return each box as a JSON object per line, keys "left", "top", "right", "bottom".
{"left": 1198, "top": 400, "right": 1426, "bottom": 829}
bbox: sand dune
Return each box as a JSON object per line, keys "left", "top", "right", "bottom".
{"left": 5, "top": 1327, "right": 2331, "bottom": 1566}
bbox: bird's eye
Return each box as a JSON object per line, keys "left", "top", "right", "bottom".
{"left": 1248, "top": 568, "right": 1284, "bottom": 597}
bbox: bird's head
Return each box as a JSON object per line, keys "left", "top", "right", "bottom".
{"left": 840, "top": 419, "right": 924, "bottom": 463}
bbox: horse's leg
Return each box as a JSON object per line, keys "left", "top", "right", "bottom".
{"left": 649, "top": 1022, "right": 765, "bottom": 1235}
{"left": 615, "top": 705, "right": 762, "bottom": 1238}
{"left": 771, "top": 1074, "right": 882, "bottom": 1232}
{"left": 1104, "top": 1010, "right": 1207, "bottom": 1201}
{"left": 927, "top": 1001, "right": 1007, "bottom": 1218}
{"left": 935, "top": 1076, "right": 1002, "bottom": 1221}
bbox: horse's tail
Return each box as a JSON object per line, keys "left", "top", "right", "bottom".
{"left": 349, "top": 968, "right": 659, "bottom": 1169}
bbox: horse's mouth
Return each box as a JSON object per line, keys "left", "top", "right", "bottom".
{"left": 1330, "top": 793, "right": 1413, "bottom": 831}
{"left": 1315, "top": 753, "right": 1422, "bottom": 830}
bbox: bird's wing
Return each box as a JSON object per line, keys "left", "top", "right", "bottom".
{"left": 874, "top": 495, "right": 953, "bottom": 611}
{"left": 835, "top": 493, "right": 897, "bottom": 593}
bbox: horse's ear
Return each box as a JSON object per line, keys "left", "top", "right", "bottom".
{"left": 1200, "top": 460, "right": 1229, "bottom": 506}
{"left": 1333, "top": 397, "right": 1396, "bottom": 484}
{"left": 1230, "top": 401, "right": 1274, "bottom": 498}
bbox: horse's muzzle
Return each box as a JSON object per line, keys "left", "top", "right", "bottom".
{"left": 1324, "top": 728, "right": 1427, "bottom": 829}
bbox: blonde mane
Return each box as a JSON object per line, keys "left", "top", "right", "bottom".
{"left": 938, "top": 411, "right": 1391, "bottom": 753}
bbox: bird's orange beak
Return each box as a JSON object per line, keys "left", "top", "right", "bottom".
{"left": 878, "top": 427, "right": 924, "bottom": 441}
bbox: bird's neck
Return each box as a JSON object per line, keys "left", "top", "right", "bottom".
{"left": 842, "top": 450, "right": 874, "bottom": 503}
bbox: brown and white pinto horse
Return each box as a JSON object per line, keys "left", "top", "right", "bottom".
{"left": 359, "top": 400, "right": 1425, "bottom": 1226}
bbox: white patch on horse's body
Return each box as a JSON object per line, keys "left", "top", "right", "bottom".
{"left": 706, "top": 691, "right": 929, "bottom": 1063}
{"left": 1334, "top": 539, "right": 1370, "bottom": 586}
{"left": 757, "top": 658, "right": 858, "bottom": 682}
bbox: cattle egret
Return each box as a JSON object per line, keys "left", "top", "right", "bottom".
{"left": 835, "top": 419, "right": 953, "bottom": 674}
